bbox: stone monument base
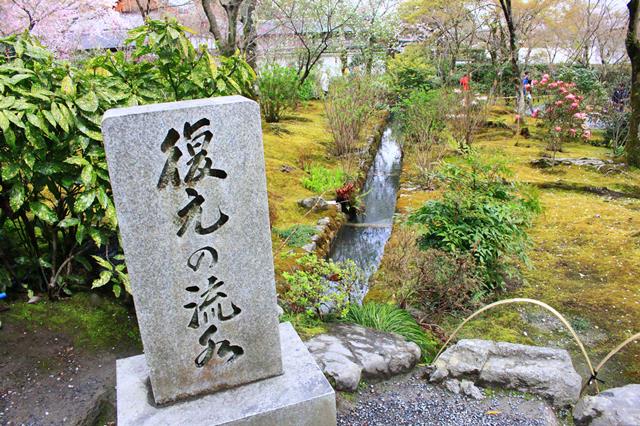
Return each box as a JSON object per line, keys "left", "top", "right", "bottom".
{"left": 116, "top": 322, "right": 336, "bottom": 426}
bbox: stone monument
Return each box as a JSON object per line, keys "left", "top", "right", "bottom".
{"left": 102, "top": 96, "right": 336, "bottom": 425}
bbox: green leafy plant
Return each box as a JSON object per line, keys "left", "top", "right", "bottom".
{"left": 282, "top": 254, "right": 363, "bottom": 320}
{"left": 90, "top": 253, "right": 130, "bottom": 298}
{"left": 302, "top": 165, "right": 347, "bottom": 193}
{"left": 345, "top": 302, "right": 439, "bottom": 361}
{"left": 297, "top": 71, "right": 320, "bottom": 101}
{"left": 408, "top": 155, "right": 540, "bottom": 291}
{"left": 0, "top": 33, "right": 119, "bottom": 299}
{"left": 257, "top": 63, "right": 299, "bottom": 122}
{"left": 88, "top": 19, "right": 255, "bottom": 105}
{"left": 274, "top": 224, "right": 317, "bottom": 248}
{"left": 385, "top": 45, "right": 437, "bottom": 100}
{"left": 0, "top": 20, "right": 255, "bottom": 299}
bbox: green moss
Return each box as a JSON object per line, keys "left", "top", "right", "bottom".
{"left": 280, "top": 312, "right": 328, "bottom": 340}
{"left": 263, "top": 101, "right": 335, "bottom": 231}
{"left": 5, "top": 293, "right": 141, "bottom": 351}
{"left": 444, "top": 310, "right": 535, "bottom": 346}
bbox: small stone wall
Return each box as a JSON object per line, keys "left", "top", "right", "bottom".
{"left": 311, "top": 115, "right": 389, "bottom": 258}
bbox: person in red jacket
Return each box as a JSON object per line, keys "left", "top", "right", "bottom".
{"left": 459, "top": 73, "right": 470, "bottom": 91}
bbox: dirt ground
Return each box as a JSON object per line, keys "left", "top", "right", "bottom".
{"left": 0, "top": 296, "right": 140, "bottom": 426}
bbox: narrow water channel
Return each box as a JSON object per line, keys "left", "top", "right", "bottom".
{"left": 329, "top": 126, "right": 402, "bottom": 302}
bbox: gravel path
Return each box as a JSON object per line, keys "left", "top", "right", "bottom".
{"left": 337, "top": 370, "right": 560, "bottom": 426}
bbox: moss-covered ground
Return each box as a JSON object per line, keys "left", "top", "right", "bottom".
{"left": 370, "top": 104, "right": 640, "bottom": 387}
{"left": 3, "top": 292, "right": 141, "bottom": 352}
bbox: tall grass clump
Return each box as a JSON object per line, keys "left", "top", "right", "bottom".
{"left": 398, "top": 89, "right": 451, "bottom": 188}
{"left": 324, "top": 75, "right": 379, "bottom": 156}
{"left": 345, "top": 302, "right": 439, "bottom": 361}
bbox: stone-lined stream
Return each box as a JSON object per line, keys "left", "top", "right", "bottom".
{"left": 329, "top": 126, "right": 402, "bottom": 302}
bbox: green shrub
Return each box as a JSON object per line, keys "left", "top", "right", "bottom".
{"left": 274, "top": 224, "right": 317, "bottom": 247}
{"left": 0, "top": 20, "right": 255, "bottom": 299}
{"left": 302, "top": 166, "right": 347, "bottom": 193}
{"left": 257, "top": 63, "right": 299, "bottom": 122}
{"left": 385, "top": 45, "right": 437, "bottom": 99}
{"left": 345, "top": 302, "right": 439, "bottom": 362}
{"left": 408, "top": 155, "right": 540, "bottom": 291}
{"left": 282, "top": 254, "right": 363, "bottom": 320}
{"left": 557, "top": 66, "right": 606, "bottom": 101}
{"left": 297, "top": 70, "right": 321, "bottom": 101}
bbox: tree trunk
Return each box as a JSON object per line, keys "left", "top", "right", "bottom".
{"left": 626, "top": 0, "right": 640, "bottom": 167}
{"left": 499, "top": 0, "right": 524, "bottom": 118}
{"left": 241, "top": 0, "right": 258, "bottom": 70}
{"left": 135, "top": 0, "right": 151, "bottom": 18}
{"left": 200, "top": 0, "right": 255, "bottom": 62}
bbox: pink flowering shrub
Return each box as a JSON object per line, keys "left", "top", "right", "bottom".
{"left": 533, "top": 75, "right": 591, "bottom": 160}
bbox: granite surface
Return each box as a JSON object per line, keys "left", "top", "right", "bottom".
{"left": 116, "top": 322, "right": 336, "bottom": 426}
{"left": 102, "top": 97, "right": 282, "bottom": 404}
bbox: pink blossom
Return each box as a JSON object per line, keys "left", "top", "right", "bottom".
{"left": 532, "top": 79, "right": 539, "bottom": 85}
{"left": 549, "top": 82, "right": 558, "bottom": 89}
{"left": 566, "top": 94, "right": 576, "bottom": 101}
{"left": 570, "top": 102, "right": 579, "bottom": 109}
{"left": 514, "top": 114, "right": 521, "bottom": 122}
{"left": 543, "top": 74, "right": 550, "bottom": 79}
{"left": 532, "top": 109, "right": 539, "bottom": 118}
{"left": 539, "top": 79, "right": 548, "bottom": 85}
{"left": 555, "top": 100, "right": 564, "bottom": 106}
{"left": 582, "top": 130, "right": 592, "bottom": 139}
{"left": 569, "top": 128, "right": 577, "bottom": 136}
{"left": 573, "top": 112, "right": 587, "bottom": 120}
{"left": 554, "top": 126, "right": 562, "bottom": 132}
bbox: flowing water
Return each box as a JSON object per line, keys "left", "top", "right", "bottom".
{"left": 329, "top": 126, "right": 402, "bottom": 302}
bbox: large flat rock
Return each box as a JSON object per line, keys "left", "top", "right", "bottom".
{"left": 432, "top": 339, "right": 582, "bottom": 407}
{"left": 305, "top": 324, "right": 421, "bottom": 392}
{"left": 573, "top": 384, "right": 640, "bottom": 426}
{"left": 116, "top": 322, "right": 335, "bottom": 425}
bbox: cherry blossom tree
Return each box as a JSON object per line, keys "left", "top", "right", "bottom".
{"left": 0, "top": 0, "right": 132, "bottom": 56}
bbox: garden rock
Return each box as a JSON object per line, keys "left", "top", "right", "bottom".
{"left": 460, "top": 379, "right": 485, "bottom": 400}
{"left": 298, "top": 196, "right": 329, "bottom": 211}
{"left": 301, "top": 242, "right": 316, "bottom": 252}
{"left": 305, "top": 324, "right": 421, "bottom": 392}
{"left": 432, "top": 339, "right": 581, "bottom": 407}
{"left": 317, "top": 217, "right": 331, "bottom": 227}
{"left": 531, "top": 157, "right": 625, "bottom": 171}
{"left": 444, "top": 379, "right": 461, "bottom": 394}
{"left": 573, "top": 384, "right": 640, "bottom": 426}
